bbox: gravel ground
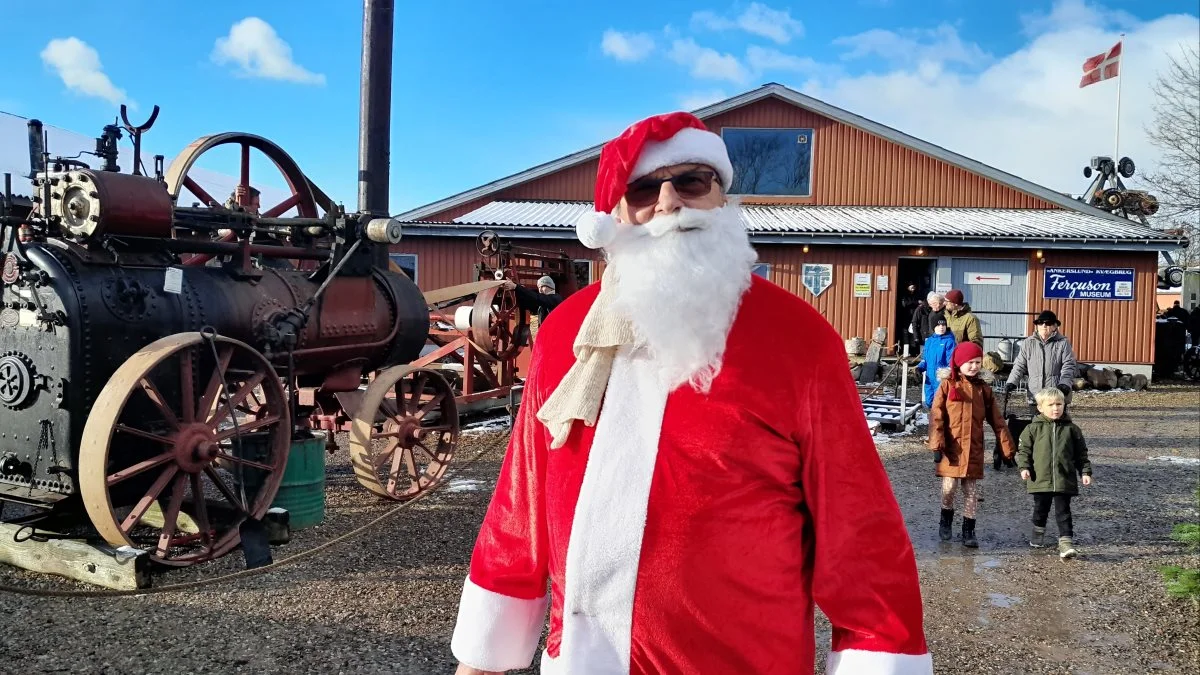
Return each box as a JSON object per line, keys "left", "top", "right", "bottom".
{"left": 1, "top": 387, "right": 1197, "bottom": 674}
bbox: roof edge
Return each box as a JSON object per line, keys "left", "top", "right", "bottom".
{"left": 396, "top": 223, "right": 1185, "bottom": 251}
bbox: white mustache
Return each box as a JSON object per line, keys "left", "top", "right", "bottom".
{"left": 634, "top": 208, "right": 715, "bottom": 238}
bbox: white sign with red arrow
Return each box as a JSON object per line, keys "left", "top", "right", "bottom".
{"left": 964, "top": 272, "right": 1012, "bottom": 286}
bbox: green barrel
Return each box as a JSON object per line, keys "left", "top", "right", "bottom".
{"left": 270, "top": 432, "right": 327, "bottom": 530}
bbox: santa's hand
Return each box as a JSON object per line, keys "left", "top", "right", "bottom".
{"left": 455, "top": 665, "right": 502, "bottom": 675}
{"left": 1020, "top": 470, "right": 1030, "bottom": 480}
{"left": 501, "top": 280, "right": 517, "bottom": 291}
{"left": 1082, "top": 475, "right": 1092, "bottom": 486}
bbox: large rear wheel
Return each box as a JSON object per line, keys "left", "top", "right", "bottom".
{"left": 79, "top": 332, "right": 290, "bottom": 567}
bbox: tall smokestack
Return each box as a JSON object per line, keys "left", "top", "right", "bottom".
{"left": 27, "top": 119, "right": 46, "bottom": 178}
{"left": 358, "top": 0, "right": 394, "bottom": 217}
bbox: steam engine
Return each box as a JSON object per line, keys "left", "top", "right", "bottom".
{"left": 0, "top": 121, "right": 428, "bottom": 546}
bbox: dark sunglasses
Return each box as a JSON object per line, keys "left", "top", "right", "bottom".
{"left": 623, "top": 170, "right": 720, "bottom": 208}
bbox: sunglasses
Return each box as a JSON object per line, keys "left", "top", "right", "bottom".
{"left": 623, "top": 170, "right": 720, "bottom": 208}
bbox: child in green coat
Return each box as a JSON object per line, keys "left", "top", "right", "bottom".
{"left": 1017, "top": 387, "right": 1094, "bottom": 559}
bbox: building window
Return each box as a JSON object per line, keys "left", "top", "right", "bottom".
{"left": 573, "top": 259, "right": 594, "bottom": 289}
{"left": 752, "top": 262, "right": 771, "bottom": 280}
{"left": 390, "top": 253, "right": 417, "bottom": 284}
{"left": 720, "top": 127, "right": 814, "bottom": 197}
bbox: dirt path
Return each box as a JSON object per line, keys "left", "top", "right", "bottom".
{"left": 859, "top": 384, "right": 1200, "bottom": 674}
{"left": 0, "top": 389, "right": 1196, "bottom": 674}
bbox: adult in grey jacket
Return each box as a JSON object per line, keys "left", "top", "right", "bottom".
{"left": 1004, "top": 310, "right": 1078, "bottom": 408}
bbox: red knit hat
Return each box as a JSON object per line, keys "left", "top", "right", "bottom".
{"left": 945, "top": 289, "right": 964, "bottom": 305}
{"left": 574, "top": 112, "right": 734, "bottom": 249}
{"left": 949, "top": 342, "right": 984, "bottom": 400}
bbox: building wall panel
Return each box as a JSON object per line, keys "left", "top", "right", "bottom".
{"left": 703, "top": 98, "right": 1054, "bottom": 208}
{"left": 1026, "top": 250, "right": 1157, "bottom": 366}
{"left": 755, "top": 245, "right": 900, "bottom": 350}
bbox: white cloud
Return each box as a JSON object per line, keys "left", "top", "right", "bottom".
{"left": 670, "top": 38, "right": 751, "bottom": 85}
{"left": 679, "top": 89, "right": 730, "bottom": 110}
{"left": 40, "top": 37, "right": 131, "bottom": 106}
{"left": 211, "top": 17, "right": 325, "bottom": 85}
{"left": 691, "top": 3, "right": 804, "bottom": 44}
{"left": 747, "top": 46, "right": 820, "bottom": 74}
{"left": 1018, "top": 0, "right": 1139, "bottom": 38}
{"left": 601, "top": 30, "right": 655, "bottom": 62}
{"left": 833, "top": 23, "right": 991, "bottom": 68}
{"left": 800, "top": 5, "right": 1199, "bottom": 200}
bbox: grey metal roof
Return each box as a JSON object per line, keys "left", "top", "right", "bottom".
{"left": 395, "top": 200, "right": 1185, "bottom": 251}
{"left": 393, "top": 83, "right": 1140, "bottom": 229}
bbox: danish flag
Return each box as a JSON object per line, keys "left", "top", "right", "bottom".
{"left": 1080, "top": 41, "right": 1121, "bottom": 88}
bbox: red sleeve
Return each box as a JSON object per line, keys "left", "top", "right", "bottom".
{"left": 450, "top": 345, "right": 551, "bottom": 671}
{"left": 794, "top": 319, "right": 933, "bottom": 674}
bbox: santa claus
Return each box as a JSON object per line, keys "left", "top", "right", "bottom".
{"left": 451, "top": 112, "right": 932, "bottom": 674}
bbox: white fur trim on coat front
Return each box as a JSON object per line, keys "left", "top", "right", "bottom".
{"left": 630, "top": 126, "right": 734, "bottom": 188}
{"left": 557, "top": 346, "right": 669, "bottom": 674}
{"left": 827, "top": 649, "right": 935, "bottom": 675}
{"left": 450, "top": 576, "right": 549, "bottom": 672}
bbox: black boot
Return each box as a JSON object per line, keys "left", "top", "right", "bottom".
{"left": 962, "top": 518, "right": 978, "bottom": 548}
{"left": 939, "top": 509, "right": 954, "bottom": 541}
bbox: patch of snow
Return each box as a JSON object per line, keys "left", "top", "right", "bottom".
{"left": 1075, "top": 388, "right": 1136, "bottom": 396}
{"left": 461, "top": 418, "right": 512, "bottom": 435}
{"left": 444, "top": 478, "right": 486, "bottom": 493}
{"left": 916, "top": 412, "right": 929, "bottom": 426}
{"left": 1149, "top": 456, "right": 1200, "bottom": 466}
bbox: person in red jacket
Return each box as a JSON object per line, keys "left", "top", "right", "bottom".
{"left": 451, "top": 112, "right": 931, "bottom": 675}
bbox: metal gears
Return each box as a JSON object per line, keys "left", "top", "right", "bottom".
{"left": 0, "top": 352, "right": 35, "bottom": 409}
{"left": 1, "top": 253, "right": 19, "bottom": 285}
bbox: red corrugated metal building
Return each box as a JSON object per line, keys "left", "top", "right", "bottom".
{"left": 392, "top": 84, "right": 1185, "bottom": 378}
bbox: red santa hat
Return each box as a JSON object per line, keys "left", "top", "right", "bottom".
{"left": 575, "top": 112, "right": 734, "bottom": 249}
{"left": 948, "top": 341, "right": 984, "bottom": 400}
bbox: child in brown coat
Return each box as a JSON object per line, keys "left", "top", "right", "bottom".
{"left": 928, "top": 342, "right": 1017, "bottom": 547}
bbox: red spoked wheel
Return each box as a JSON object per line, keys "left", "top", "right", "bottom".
{"left": 164, "top": 132, "right": 325, "bottom": 218}
{"left": 349, "top": 366, "right": 459, "bottom": 501}
{"left": 471, "top": 284, "right": 524, "bottom": 361}
{"left": 79, "top": 332, "right": 290, "bottom": 567}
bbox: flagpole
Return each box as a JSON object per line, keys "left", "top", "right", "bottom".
{"left": 1114, "top": 34, "right": 1124, "bottom": 161}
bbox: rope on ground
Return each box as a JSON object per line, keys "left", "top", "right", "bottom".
{"left": 0, "top": 432, "right": 506, "bottom": 599}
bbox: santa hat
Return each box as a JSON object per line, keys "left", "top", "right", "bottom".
{"left": 575, "top": 112, "right": 734, "bottom": 249}
{"left": 948, "top": 342, "right": 984, "bottom": 401}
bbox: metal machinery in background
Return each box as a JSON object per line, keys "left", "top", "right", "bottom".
{"left": 0, "top": 0, "right": 498, "bottom": 567}
{"left": 1079, "top": 155, "right": 1160, "bottom": 221}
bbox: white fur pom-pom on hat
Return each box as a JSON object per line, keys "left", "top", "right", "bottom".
{"left": 575, "top": 210, "right": 618, "bottom": 250}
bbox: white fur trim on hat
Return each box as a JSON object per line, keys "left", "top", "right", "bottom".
{"left": 630, "top": 126, "right": 734, "bottom": 188}
{"left": 575, "top": 210, "right": 618, "bottom": 250}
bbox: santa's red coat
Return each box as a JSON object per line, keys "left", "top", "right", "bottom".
{"left": 452, "top": 276, "right": 932, "bottom": 674}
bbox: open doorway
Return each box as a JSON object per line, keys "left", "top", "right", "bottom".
{"left": 896, "top": 257, "right": 938, "bottom": 353}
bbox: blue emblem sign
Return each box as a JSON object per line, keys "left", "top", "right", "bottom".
{"left": 1043, "top": 267, "right": 1135, "bottom": 300}
{"left": 802, "top": 263, "right": 833, "bottom": 297}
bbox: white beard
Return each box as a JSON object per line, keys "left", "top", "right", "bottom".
{"left": 603, "top": 202, "right": 757, "bottom": 393}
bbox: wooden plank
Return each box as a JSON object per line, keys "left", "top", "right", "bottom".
{"left": 423, "top": 280, "right": 505, "bottom": 307}
{"left": 0, "top": 523, "right": 150, "bottom": 590}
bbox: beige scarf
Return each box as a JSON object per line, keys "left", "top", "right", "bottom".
{"left": 535, "top": 268, "right": 638, "bottom": 449}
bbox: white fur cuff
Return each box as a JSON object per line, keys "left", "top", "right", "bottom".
{"left": 630, "top": 126, "right": 734, "bottom": 188}
{"left": 575, "top": 210, "right": 618, "bottom": 249}
{"left": 827, "top": 649, "right": 934, "bottom": 675}
{"left": 450, "top": 576, "right": 550, "bottom": 671}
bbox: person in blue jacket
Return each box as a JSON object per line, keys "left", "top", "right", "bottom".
{"left": 915, "top": 318, "right": 958, "bottom": 408}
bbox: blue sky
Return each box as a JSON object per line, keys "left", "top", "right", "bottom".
{"left": 1, "top": 0, "right": 1196, "bottom": 216}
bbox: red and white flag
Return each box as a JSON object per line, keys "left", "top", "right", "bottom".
{"left": 1080, "top": 41, "right": 1121, "bottom": 88}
